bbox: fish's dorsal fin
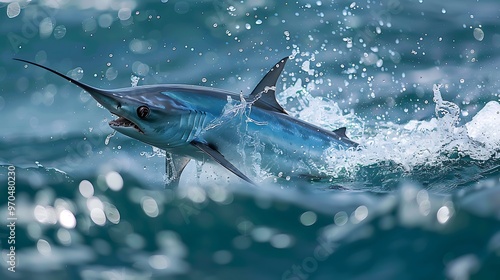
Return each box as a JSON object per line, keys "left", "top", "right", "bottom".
{"left": 164, "top": 152, "right": 191, "bottom": 188}
{"left": 333, "top": 127, "right": 347, "bottom": 138}
{"left": 250, "top": 57, "right": 288, "bottom": 114}
{"left": 190, "top": 139, "right": 255, "bottom": 185}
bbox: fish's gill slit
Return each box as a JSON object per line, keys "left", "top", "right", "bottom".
{"left": 180, "top": 113, "right": 192, "bottom": 142}
{"left": 187, "top": 111, "right": 206, "bottom": 141}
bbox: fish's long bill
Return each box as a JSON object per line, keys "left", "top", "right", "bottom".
{"left": 13, "top": 58, "right": 104, "bottom": 94}
{"left": 14, "top": 58, "right": 123, "bottom": 113}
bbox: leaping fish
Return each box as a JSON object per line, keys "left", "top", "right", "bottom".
{"left": 15, "top": 57, "right": 357, "bottom": 187}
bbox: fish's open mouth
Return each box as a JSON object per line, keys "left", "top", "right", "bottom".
{"left": 109, "top": 114, "right": 144, "bottom": 134}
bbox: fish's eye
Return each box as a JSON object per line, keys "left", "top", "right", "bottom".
{"left": 137, "top": 106, "right": 150, "bottom": 119}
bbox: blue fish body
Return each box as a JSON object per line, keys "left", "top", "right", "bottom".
{"left": 15, "top": 57, "right": 357, "bottom": 186}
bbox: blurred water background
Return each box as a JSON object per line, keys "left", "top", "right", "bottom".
{"left": 1, "top": 0, "right": 500, "bottom": 279}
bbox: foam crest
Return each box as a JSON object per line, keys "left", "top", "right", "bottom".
{"left": 318, "top": 85, "right": 499, "bottom": 179}
{"left": 466, "top": 101, "right": 500, "bottom": 149}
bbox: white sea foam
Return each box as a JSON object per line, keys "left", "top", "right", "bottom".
{"left": 321, "top": 85, "right": 499, "bottom": 178}
{"left": 465, "top": 101, "right": 500, "bottom": 149}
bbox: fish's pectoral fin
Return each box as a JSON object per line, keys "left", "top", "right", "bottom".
{"left": 164, "top": 152, "right": 191, "bottom": 188}
{"left": 190, "top": 140, "right": 255, "bottom": 185}
{"left": 250, "top": 57, "right": 289, "bottom": 114}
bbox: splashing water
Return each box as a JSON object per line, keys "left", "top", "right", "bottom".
{"left": 140, "top": 146, "right": 166, "bottom": 158}
{"left": 465, "top": 101, "right": 500, "bottom": 150}
{"left": 318, "top": 84, "right": 499, "bottom": 189}
{"left": 104, "top": 130, "right": 116, "bottom": 145}
{"left": 203, "top": 92, "right": 268, "bottom": 132}
{"left": 279, "top": 78, "right": 365, "bottom": 139}
{"left": 131, "top": 75, "right": 140, "bottom": 87}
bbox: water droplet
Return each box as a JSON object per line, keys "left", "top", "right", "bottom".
{"left": 141, "top": 196, "right": 159, "bottom": 217}
{"left": 105, "top": 171, "right": 123, "bottom": 191}
{"left": 59, "top": 209, "right": 76, "bottom": 229}
{"left": 300, "top": 211, "right": 317, "bottom": 226}
{"left": 90, "top": 208, "right": 106, "bottom": 225}
{"left": 105, "top": 130, "right": 117, "bottom": 145}
{"left": 98, "top": 13, "right": 114, "bottom": 28}
{"left": 39, "top": 17, "right": 54, "bottom": 38}
{"left": 334, "top": 211, "right": 348, "bottom": 226}
{"left": 118, "top": 8, "right": 132, "bottom": 21}
{"left": 106, "top": 67, "right": 118, "bottom": 81}
{"left": 437, "top": 206, "right": 450, "bottom": 224}
{"left": 37, "top": 239, "right": 52, "bottom": 256}
{"left": 79, "top": 180, "right": 94, "bottom": 198}
{"left": 7, "top": 2, "right": 21, "bottom": 18}
{"left": 473, "top": 27, "right": 484, "bottom": 41}
{"left": 53, "top": 25, "right": 67, "bottom": 39}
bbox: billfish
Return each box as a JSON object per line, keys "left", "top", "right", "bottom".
{"left": 15, "top": 57, "right": 357, "bottom": 186}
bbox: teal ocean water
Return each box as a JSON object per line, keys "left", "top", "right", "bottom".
{"left": 1, "top": 1, "right": 500, "bottom": 279}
